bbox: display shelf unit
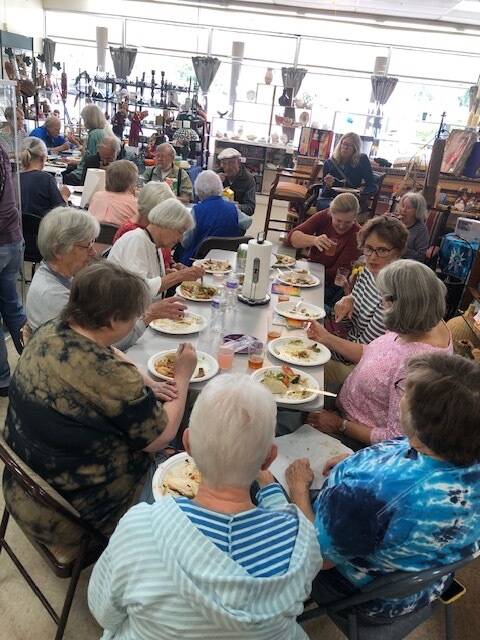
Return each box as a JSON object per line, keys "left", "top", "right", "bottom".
{"left": 0, "top": 31, "right": 39, "bottom": 127}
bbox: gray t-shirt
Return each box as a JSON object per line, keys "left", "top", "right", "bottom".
{"left": 26, "top": 261, "right": 146, "bottom": 350}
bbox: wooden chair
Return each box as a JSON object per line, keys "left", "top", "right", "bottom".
{"left": 425, "top": 206, "right": 450, "bottom": 268}
{"left": 263, "top": 162, "right": 323, "bottom": 238}
{"left": 194, "top": 235, "right": 254, "bottom": 260}
{"left": 0, "top": 435, "right": 107, "bottom": 640}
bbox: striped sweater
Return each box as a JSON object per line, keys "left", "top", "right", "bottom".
{"left": 88, "top": 489, "right": 322, "bottom": 640}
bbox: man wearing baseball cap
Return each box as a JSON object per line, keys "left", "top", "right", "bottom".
{"left": 217, "top": 147, "right": 256, "bottom": 217}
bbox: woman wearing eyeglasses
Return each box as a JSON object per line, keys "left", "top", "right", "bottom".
{"left": 308, "top": 216, "right": 408, "bottom": 389}
{"left": 306, "top": 260, "right": 452, "bottom": 447}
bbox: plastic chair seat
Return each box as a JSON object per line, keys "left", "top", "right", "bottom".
{"left": 273, "top": 182, "right": 309, "bottom": 200}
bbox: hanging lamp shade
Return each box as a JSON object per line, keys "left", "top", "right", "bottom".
{"left": 370, "top": 75, "right": 398, "bottom": 106}
{"left": 192, "top": 56, "right": 221, "bottom": 112}
{"left": 281, "top": 67, "right": 307, "bottom": 97}
{"left": 42, "top": 38, "right": 56, "bottom": 75}
{"left": 110, "top": 46, "right": 137, "bottom": 79}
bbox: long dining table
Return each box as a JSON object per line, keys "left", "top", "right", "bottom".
{"left": 126, "top": 248, "right": 327, "bottom": 412}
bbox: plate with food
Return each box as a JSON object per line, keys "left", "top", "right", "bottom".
{"left": 176, "top": 282, "right": 218, "bottom": 302}
{"left": 268, "top": 336, "right": 331, "bottom": 366}
{"left": 193, "top": 258, "right": 232, "bottom": 273}
{"left": 149, "top": 312, "right": 206, "bottom": 335}
{"left": 275, "top": 300, "right": 325, "bottom": 321}
{"left": 272, "top": 253, "right": 296, "bottom": 268}
{"left": 251, "top": 365, "right": 318, "bottom": 405}
{"left": 148, "top": 350, "right": 219, "bottom": 382}
{"left": 152, "top": 452, "right": 201, "bottom": 500}
{"left": 277, "top": 269, "right": 320, "bottom": 288}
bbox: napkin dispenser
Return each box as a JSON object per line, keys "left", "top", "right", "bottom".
{"left": 239, "top": 234, "right": 272, "bottom": 306}
{"left": 80, "top": 168, "right": 106, "bottom": 208}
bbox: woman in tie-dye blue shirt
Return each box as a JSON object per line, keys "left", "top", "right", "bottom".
{"left": 287, "top": 352, "right": 480, "bottom": 619}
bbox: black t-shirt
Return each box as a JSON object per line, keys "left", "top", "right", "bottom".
{"left": 20, "top": 170, "right": 65, "bottom": 217}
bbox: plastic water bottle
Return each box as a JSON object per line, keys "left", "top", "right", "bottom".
{"left": 198, "top": 297, "right": 225, "bottom": 355}
{"left": 55, "top": 170, "right": 63, "bottom": 190}
{"left": 225, "top": 277, "right": 238, "bottom": 313}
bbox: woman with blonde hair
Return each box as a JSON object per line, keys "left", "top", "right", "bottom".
{"left": 396, "top": 191, "right": 429, "bottom": 262}
{"left": 89, "top": 159, "right": 138, "bottom": 225}
{"left": 19, "top": 137, "right": 70, "bottom": 216}
{"left": 63, "top": 104, "right": 107, "bottom": 186}
{"left": 317, "top": 131, "right": 376, "bottom": 212}
{"left": 288, "top": 192, "right": 361, "bottom": 306}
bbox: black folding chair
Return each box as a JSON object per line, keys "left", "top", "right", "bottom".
{"left": 194, "top": 235, "right": 253, "bottom": 260}
{"left": 22, "top": 213, "right": 43, "bottom": 279}
{"left": 96, "top": 222, "right": 119, "bottom": 246}
{"left": 299, "top": 556, "right": 474, "bottom": 640}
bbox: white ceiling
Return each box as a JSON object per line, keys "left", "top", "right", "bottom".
{"left": 192, "top": 0, "right": 480, "bottom": 25}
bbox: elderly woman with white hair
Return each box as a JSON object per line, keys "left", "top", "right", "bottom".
{"left": 20, "top": 137, "right": 70, "bottom": 216}
{"left": 142, "top": 142, "right": 193, "bottom": 203}
{"left": 88, "top": 374, "right": 322, "bottom": 639}
{"left": 108, "top": 198, "right": 203, "bottom": 296}
{"left": 88, "top": 159, "right": 138, "bottom": 226}
{"left": 26, "top": 207, "right": 187, "bottom": 358}
{"left": 63, "top": 104, "right": 107, "bottom": 186}
{"left": 306, "top": 259, "right": 452, "bottom": 447}
{"left": 176, "top": 169, "right": 245, "bottom": 264}
{"left": 396, "top": 191, "right": 429, "bottom": 262}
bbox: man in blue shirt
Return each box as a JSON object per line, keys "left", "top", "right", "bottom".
{"left": 286, "top": 352, "right": 480, "bottom": 621}
{"left": 30, "top": 116, "right": 70, "bottom": 154}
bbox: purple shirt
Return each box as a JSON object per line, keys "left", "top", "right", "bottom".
{"left": 0, "top": 142, "right": 21, "bottom": 245}
{"left": 337, "top": 330, "right": 452, "bottom": 443}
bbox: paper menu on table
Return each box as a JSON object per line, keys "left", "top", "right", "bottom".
{"left": 269, "top": 425, "right": 353, "bottom": 494}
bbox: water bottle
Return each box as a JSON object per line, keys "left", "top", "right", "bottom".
{"left": 198, "top": 297, "right": 225, "bottom": 355}
{"left": 55, "top": 170, "right": 63, "bottom": 190}
{"left": 225, "top": 277, "right": 238, "bottom": 313}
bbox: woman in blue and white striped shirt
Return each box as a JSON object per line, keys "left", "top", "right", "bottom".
{"left": 88, "top": 374, "right": 322, "bottom": 640}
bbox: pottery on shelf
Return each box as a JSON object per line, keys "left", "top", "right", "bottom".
{"left": 271, "top": 132, "right": 280, "bottom": 144}
{"left": 294, "top": 98, "right": 304, "bottom": 108}
{"left": 265, "top": 68, "right": 273, "bottom": 85}
{"left": 246, "top": 90, "right": 256, "bottom": 102}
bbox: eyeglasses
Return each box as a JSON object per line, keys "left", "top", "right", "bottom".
{"left": 394, "top": 378, "right": 407, "bottom": 396}
{"left": 363, "top": 245, "right": 395, "bottom": 258}
{"left": 75, "top": 240, "right": 95, "bottom": 251}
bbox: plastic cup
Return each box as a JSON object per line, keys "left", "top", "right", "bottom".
{"left": 248, "top": 341, "right": 265, "bottom": 370}
{"left": 217, "top": 343, "right": 235, "bottom": 370}
{"left": 334, "top": 267, "right": 350, "bottom": 287}
{"left": 324, "top": 239, "right": 338, "bottom": 256}
{"left": 267, "top": 316, "right": 282, "bottom": 341}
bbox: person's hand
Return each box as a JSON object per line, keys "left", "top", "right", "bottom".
{"left": 175, "top": 342, "right": 197, "bottom": 381}
{"left": 181, "top": 266, "right": 205, "bottom": 282}
{"left": 334, "top": 295, "right": 354, "bottom": 322}
{"left": 60, "top": 185, "right": 71, "bottom": 201}
{"left": 323, "top": 453, "right": 351, "bottom": 477}
{"left": 143, "top": 377, "right": 178, "bottom": 402}
{"left": 66, "top": 157, "right": 79, "bottom": 166}
{"left": 313, "top": 234, "right": 336, "bottom": 252}
{"left": 257, "top": 470, "right": 276, "bottom": 487}
{"left": 286, "top": 459, "right": 314, "bottom": 496}
{"left": 170, "top": 262, "right": 187, "bottom": 271}
{"left": 307, "top": 410, "right": 343, "bottom": 435}
{"left": 306, "top": 320, "right": 331, "bottom": 346}
{"left": 146, "top": 297, "right": 187, "bottom": 322}
{"left": 323, "top": 174, "right": 335, "bottom": 188}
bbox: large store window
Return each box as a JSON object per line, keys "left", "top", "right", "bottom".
{"left": 45, "top": 12, "right": 123, "bottom": 44}
{"left": 126, "top": 20, "right": 209, "bottom": 53}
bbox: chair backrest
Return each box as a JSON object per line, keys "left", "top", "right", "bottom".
{"left": 194, "top": 235, "right": 254, "bottom": 260}
{"left": 0, "top": 434, "right": 105, "bottom": 545}
{"left": 327, "top": 555, "right": 476, "bottom": 615}
{"left": 368, "top": 171, "right": 386, "bottom": 216}
{"left": 426, "top": 207, "right": 450, "bottom": 247}
{"left": 97, "top": 222, "right": 119, "bottom": 246}
{"left": 22, "top": 213, "right": 43, "bottom": 262}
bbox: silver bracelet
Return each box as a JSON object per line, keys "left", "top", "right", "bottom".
{"left": 339, "top": 419, "right": 348, "bottom": 434}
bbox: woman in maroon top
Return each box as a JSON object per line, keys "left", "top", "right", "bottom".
{"left": 287, "top": 192, "right": 361, "bottom": 307}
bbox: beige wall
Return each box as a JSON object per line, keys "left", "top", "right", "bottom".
{"left": 0, "top": 0, "right": 44, "bottom": 49}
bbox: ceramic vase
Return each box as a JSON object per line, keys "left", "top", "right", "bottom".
{"left": 265, "top": 68, "right": 273, "bottom": 85}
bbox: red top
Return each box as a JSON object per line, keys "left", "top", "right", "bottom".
{"left": 113, "top": 221, "right": 173, "bottom": 268}
{"left": 287, "top": 209, "right": 361, "bottom": 285}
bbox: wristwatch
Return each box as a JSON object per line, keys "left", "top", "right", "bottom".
{"left": 339, "top": 419, "right": 348, "bottom": 434}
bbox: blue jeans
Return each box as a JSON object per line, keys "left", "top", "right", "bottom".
{"left": 0, "top": 241, "right": 26, "bottom": 388}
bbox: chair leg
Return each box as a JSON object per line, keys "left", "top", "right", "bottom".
{"left": 0, "top": 508, "right": 10, "bottom": 556}
{"left": 54, "top": 537, "right": 89, "bottom": 640}
{"left": 444, "top": 604, "right": 454, "bottom": 640}
{"left": 263, "top": 196, "right": 274, "bottom": 238}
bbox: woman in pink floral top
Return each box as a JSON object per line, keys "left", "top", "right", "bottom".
{"left": 307, "top": 260, "right": 452, "bottom": 446}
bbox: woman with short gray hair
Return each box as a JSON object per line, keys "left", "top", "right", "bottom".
{"left": 108, "top": 198, "right": 203, "bottom": 296}
{"left": 89, "top": 374, "right": 322, "bottom": 639}
{"left": 396, "top": 191, "right": 429, "bottom": 262}
{"left": 176, "top": 169, "right": 242, "bottom": 264}
{"left": 26, "top": 207, "right": 100, "bottom": 330}
{"left": 64, "top": 104, "right": 107, "bottom": 186}
{"left": 307, "top": 259, "right": 452, "bottom": 447}
{"left": 20, "top": 137, "right": 70, "bottom": 216}
{"left": 89, "top": 159, "right": 139, "bottom": 226}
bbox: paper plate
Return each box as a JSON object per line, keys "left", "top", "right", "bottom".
{"left": 152, "top": 452, "right": 200, "bottom": 501}
{"left": 149, "top": 312, "right": 206, "bottom": 335}
{"left": 251, "top": 366, "right": 319, "bottom": 404}
{"left": 176, "top": 283, "right": 218, "bottom": 302}
{"left": 272, "top": 254, "right": 296, "bottom": 268}
{"left": 276, "top": 270, "right": 320, "bottom": 288}
{"left": 275, "top": 300, "right": 325, "bottom": 321}
{"left": 193, "top": 258, "right": 232, "bottom": 274}
{"left": 268, "top": 336, "right": 331, "bottom": 367}
{"left": 148, "top": 350, "right": 219, "bottom": 382}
